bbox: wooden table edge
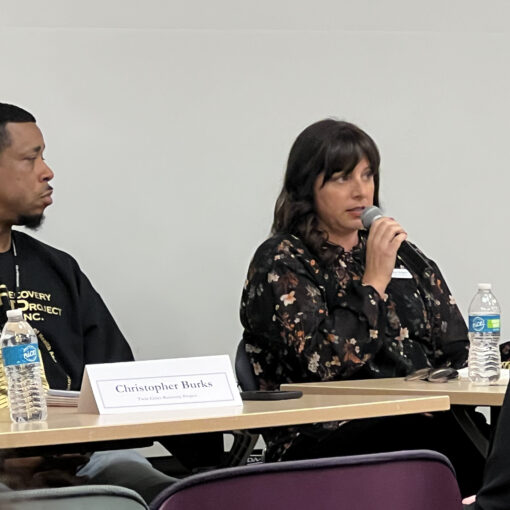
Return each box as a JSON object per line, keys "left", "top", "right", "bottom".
{"left": 281, "top": 382, "right": 504, "bottom": 406}
{"left": 0, "top": 394, "right": 450, "bottom": 449}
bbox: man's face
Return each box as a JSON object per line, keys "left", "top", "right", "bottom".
{"left": 0, "top": 122, "right": 54, "bottom": 227}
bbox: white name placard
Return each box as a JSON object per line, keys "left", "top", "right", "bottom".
{"left": 77, "top": 355, "right": 242, "bottom": 414}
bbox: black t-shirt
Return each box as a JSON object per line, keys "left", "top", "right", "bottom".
{"left": 0, "top": 248, "right": 15, "bottom": 328}
{"left": 0, "top": 230, "right": 134, "bottom": 390}
{"left": 0, "top": 248, "right": 15, "bottom": 292}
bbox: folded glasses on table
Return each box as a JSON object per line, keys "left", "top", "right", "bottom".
{"left": 404, "top": 367, "right": 459, "bottom": 383}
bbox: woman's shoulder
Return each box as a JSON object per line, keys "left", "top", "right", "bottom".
{"left": 252, "top": 233, "right": 312, "bottom": 263}
{"left": 246, "top": 233, "right": 325, "bottom": 283}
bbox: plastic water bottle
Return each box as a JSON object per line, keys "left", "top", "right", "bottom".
{"left": 0, "top": 309, "right": 47, "bottom": 422}
{"left": 468, "top": 283, "right": 501, "bottom": 385}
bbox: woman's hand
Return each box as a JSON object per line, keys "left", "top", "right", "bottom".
{"left": 362, "top": 217, "right": 407, "bottom": 297}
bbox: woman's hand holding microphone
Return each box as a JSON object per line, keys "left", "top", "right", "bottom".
{"left": 361, "top": 209, "right": 407, "bottom": 299}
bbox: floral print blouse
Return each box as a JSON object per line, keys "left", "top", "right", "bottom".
{"left": 240, "top": 231, "right": 469, "bottom": 460}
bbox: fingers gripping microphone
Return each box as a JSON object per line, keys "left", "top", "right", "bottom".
{"left": 361, "top": 206, "right": 432, "bottom": 275}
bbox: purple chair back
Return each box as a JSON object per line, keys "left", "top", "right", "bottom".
{"left": 150, "top": 450, "right": 462, "bottom": 510}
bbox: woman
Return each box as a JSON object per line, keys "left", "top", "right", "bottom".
{"left": 240, "top": 119, "right": 485, "bottom": 496}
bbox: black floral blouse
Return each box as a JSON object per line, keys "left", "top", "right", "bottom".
{"left": 240, "top": 231, "right": 469, "bottom": 460}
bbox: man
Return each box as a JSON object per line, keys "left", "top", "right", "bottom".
{"left": 463, "top": 380, "right": 510, "bottom": 509}
{"left": 0, "top": 102, "right": 175, "bottom": 502}
{"left": 0, "top": 103, "right": 133, "bottom": 389}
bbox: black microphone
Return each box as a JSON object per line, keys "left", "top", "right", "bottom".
{"left": 361, "top": 206, "right": 432, "bottom": 275}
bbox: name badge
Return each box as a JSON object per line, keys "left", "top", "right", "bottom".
{"left": 391, "top": 267, "right": 413, "bottom": 279}
{"left": 77, "top": 355, "right": 242, "bottom": 414}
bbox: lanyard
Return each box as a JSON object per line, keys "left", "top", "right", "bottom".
{"left": 0, "top": 232, "right": 19, "bottom": 321}
{"left": 0, "top": 232, "right": 20, "bottom": 309}
{"left": 11, "top": 234, "right": 20, "bottom": 307}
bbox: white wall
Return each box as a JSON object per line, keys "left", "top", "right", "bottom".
{"left": 1, "top": 0, "right": 510, "bottom": 360}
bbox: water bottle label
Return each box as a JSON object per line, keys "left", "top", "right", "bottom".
{"left": 2, "top": 344, "right": 40, "bottom": 366}
{"left": 469, "top": 314, "right": 501, "bottom": 333}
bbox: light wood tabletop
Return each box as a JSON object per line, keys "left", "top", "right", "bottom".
{"left": 282, "top": 377, "right": 509, "bottom": 406}
{"left": 0, "top": 392, "right": 449, "bottom": 449}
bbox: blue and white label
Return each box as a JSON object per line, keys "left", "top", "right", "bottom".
{"left": 2, "top": 344, "right": 40, "bottom": 366}
{"left": 469, "top": 314, "right": 501, "bottom": 333}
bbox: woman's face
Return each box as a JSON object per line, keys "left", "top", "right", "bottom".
{"left": 313, "top": 157, "right": 375, "bottom": 243}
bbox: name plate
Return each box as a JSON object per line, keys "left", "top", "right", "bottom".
{"left": 391, "top": 267, "right": 413, "bottom": 279}
{"left": 77, "top": 355, "right": 242, "bottom": 414}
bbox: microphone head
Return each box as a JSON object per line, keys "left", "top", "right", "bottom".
{"left": 361, "top": 206, "right": 383, "bottom": 229}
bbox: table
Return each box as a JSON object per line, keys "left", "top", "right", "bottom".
{"left": 282, "top": 377, "right": 508, "bottom": 456}
{"left": 0, "top": 392, "right": 449, "bottom": 449}
{"left": 281, "top": 377, "right": 508, "bottom": 406}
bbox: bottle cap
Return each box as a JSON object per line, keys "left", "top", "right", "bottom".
{"left": 6, "top": 309, "right": 23, "bottom": 320}
{"left": 478, "top": 283, "right": 492, "bottom": 290}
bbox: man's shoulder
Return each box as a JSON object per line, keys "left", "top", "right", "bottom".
{"left": 14, "top": 231, "right": 80, "bottom": 268}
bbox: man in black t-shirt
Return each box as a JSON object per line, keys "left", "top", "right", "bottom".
{"left": 0, "top": 103, "right": 175, "bottom": 503}
{"left": 0, "top": 103, "right": 133, "bottom": 389}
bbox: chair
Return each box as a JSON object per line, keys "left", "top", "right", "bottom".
{"left": 235, "top": 338, "right": 259, "bottom": 391}
{"left": 219, "top": 339, "right": 261, "bottom": 467}
{"left": 149, "top": 450, "right": 463, "bottom": 510}
{"left": 0, "top": 484, "right": 149, "bottom": 510}
{"left": 155, "top": 340, "right": 259, "bottom": 472}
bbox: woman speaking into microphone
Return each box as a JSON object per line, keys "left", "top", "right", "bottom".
{"left": 240, "top": 118, "right": 485, "bottom": 496}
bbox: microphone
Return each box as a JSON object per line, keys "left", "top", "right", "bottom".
{"left": 360, "top": 206, "right": 384, "bottom": 230}
{"left": 361, "top": 206, "right": 432, "bottom": 275}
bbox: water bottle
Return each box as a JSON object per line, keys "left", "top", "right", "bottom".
{"left": 468, "top": 283, "right": 501, "bottom": 385}
{"left": 0, "top": 309, "right": 47, "bottom": 422}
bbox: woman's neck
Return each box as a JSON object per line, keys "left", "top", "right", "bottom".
{"left": 326, "top": 230, "right": 359, "bottom": 252}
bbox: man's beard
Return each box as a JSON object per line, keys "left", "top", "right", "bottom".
{"left": 17, "top": 214, "right": 45, "bottom": 230}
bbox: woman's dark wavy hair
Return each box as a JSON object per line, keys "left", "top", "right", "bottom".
{"left": 272, "top": 118, "right": 380, "bottom": 265}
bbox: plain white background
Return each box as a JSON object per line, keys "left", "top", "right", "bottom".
{"left": 2, "top": 0, "right": 510, "bottom": 361}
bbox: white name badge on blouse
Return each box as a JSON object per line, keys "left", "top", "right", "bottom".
{"left": 391, "top": 267, "right": 413, "bottom": 279}
{"left": 77, "top": 355, "right": 242, "bottom": 414}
